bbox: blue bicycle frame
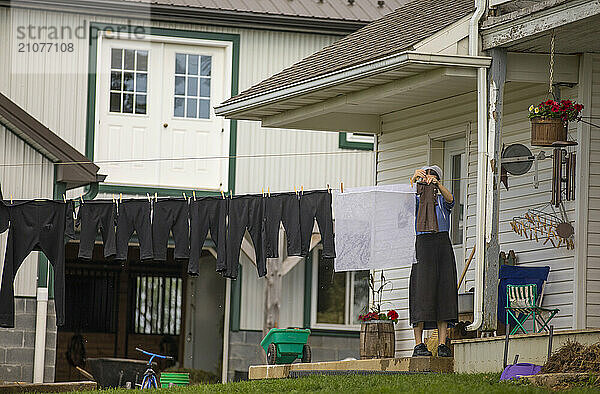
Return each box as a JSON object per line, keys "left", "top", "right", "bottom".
{"left": 136, "top": 347, "right": 173, "bottom": 389}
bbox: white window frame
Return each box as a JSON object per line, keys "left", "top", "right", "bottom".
{"left": 310, "top": 247, "right": 366, "bottom": 331}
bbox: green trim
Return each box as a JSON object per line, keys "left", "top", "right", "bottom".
{"left": 303, "top": 252, "right": 313, "bottom": 328}
{"left": 229, "top": 264, "right": 242, "bottom": 332}
{"left": 338, "top": 132, "right": 374, "bottom": 151}
{"left": 85, "top": 23, "right": 240, "bottom": 194}
{"left": 310, "top": 329, "right": 360, "bottom": 338}
{"left": 98, "top": 185, "right": 221, "bottom": 198}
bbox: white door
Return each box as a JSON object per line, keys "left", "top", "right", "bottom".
{"left": 95, "top": 37, "right": 228, "bottom": 190}
{"left": 444, "top": 138, "right": 467, "bottom": 290}
{"left": 96, "top": 39, "right": 160, "bottom": 186}
{"left": 160, "top": 44, "right": 226, "bottom": 190}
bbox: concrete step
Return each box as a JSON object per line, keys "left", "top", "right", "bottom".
{"left": 249, "top": 357, "right": 454, "bottom": 379}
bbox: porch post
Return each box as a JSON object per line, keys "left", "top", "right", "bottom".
{"left": 482, "top": 48, "right": 506, "bottom": 331}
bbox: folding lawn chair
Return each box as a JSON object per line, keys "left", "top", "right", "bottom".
{"left": 505, "top": 283, "right": 559, "bottom": 335}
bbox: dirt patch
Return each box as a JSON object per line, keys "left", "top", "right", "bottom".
{"left": 542, "top": 340, "right": 600, "bottom": 373}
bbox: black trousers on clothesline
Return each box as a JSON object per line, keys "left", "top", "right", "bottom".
{"left": 188, "top": 197, "right": 227, "bottom": 275}
{"left": 0, "top": 200, "right": 74, "bottom": 328}
{"left": 77, "top": 201, "right": 117, "bottom": 260}
{"left": 152, "top": 199, "right": 190, "bottom": 261}
{"left": 262, "top": 192, "right": 302, "bottom": 259}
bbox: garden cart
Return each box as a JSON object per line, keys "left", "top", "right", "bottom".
{"left": 260, "top": 328, "right": 311, "bottom": 365}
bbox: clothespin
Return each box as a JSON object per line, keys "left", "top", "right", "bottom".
{"left": 155, "top": 192, "right": 158, "bottom": 202}
{"left": 261, "top": 188, "right": 264, "bottom": 197}
{"left": 340, "top": 182, "right": 344, "bottom": 193}
{"left": 268, "top": 187, "right": 270, "bottom": 197}
{"left": 327, "top": 184, "right": 330, "bottom": 193}
{"left": 119, "top": 193, "right": 122, "bottom": 203}
{"left": 146, "top": 193, "right": 151, "bottom": 202}
{"left": 294, "top": 186, "right": 298, "bottom": 196}
{"left": 63, "top": 194, "right": 67, "bottom": 203}
{"left": 229, "top": 190, "right": 232, "bottom": 199}
{"left": 112, "top": 194, "right": 115, "bottom": 203}
{"left": 10, "top": 194, "right": 13, "bottom": 204}
{"left": 221, "top": 190, "right": 225, "bottom": 199}
{"left": 183, "top": 192, "right": 187, "bottom": 200}
{"left": 193, "top": 191, "right": 196, "bottom": 201}
{"left": 301, "top": 185, "right": 303, "bottom": 195}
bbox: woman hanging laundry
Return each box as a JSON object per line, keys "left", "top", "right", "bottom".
{"left": 409, "top": 165, "right": 457, "bottom": 358}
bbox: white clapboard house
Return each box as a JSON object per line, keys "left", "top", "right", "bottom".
{"left": 216, "top": 0, "right": 600, "bottom": 371}
{"left": 0, "top": 0, "right": 407, "bottom": 384}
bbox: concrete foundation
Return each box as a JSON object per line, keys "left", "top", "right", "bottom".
{"left": 452, "top": 329, "right": 600, "bottom": 373}
{"left": 0, "top": 297, "right": 57, "bottom": 383}
{"left": 248, "top": 357, "right": 454, "bottom": 379}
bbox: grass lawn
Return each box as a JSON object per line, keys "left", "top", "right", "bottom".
{"left": 70, "top": 373, "right": 599, "bottom": 393}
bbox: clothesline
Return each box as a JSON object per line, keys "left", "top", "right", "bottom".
{"left": 0, "top": 147, "right": 496, "bottom": 168}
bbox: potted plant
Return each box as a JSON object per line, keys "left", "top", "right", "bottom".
{"left": 528, "top": 99, "right": 583, "bottom": 146}
{"left": 357, "top": 273, "right": 398, "bottom": 359}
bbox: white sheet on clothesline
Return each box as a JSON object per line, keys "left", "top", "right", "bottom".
{"left": 333, "top": 184, "right": 416, "bottom": 272}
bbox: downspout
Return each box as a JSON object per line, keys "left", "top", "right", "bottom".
{"left": 221, "top": 278, "right": 231, "bottom": 383}
{"left": 467, "top": 0, "right": 488, "bottom": 332}
{"left": 33, "top": 288, "right": 48, "bottom": 383}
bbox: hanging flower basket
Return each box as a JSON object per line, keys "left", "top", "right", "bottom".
{"left": 528, "top": 100, "right": 583, "bottom": 146}
{"left": 358, "top": 310, "right": 398, "bottom": 359}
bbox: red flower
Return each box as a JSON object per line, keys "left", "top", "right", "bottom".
{"left": 551, "top": 106, "right": 560, "bottom": 113}
{"left": 387, "top": 310, "right": 399, "bottom": 320}
{"left": 545, "top": 99, "right": 555, "bottom": 106}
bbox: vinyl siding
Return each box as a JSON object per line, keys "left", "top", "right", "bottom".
{"left": 587, "top": 54, "right": 600, "bottom": 327}
{"left": 0, "top": 124, "right": 54, "bottom": 297}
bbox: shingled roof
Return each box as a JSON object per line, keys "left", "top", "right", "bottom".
{"left": 218, "top": 0, "right": 475, "bottom": 107}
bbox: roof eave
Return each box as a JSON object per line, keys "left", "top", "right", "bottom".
{"left": 0, "top": 92, "right": 101, "bottom": 189}
{"left": 1, "top": 0, "right": 370, "bottom": 35}
{"left": 215, "top": 51, "right": 492, "bottom": 119}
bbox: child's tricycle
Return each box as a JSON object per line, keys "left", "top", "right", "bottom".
{"left": 260, "top": 328, "right": 311, "bottom": 365}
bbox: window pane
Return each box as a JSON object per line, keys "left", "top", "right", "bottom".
{"left": 199, "top": 99, "right": 210, "bottom": 119}
{"left": 200, "top": 55, "right": 211, "bottom": 76}
{"left": 110, "top": 92, "right": 121, "bottom": 112}
{"left": 187, "top": 77, "right": 198, "bottom": 97}
{"left": 316, "top": 252, "right": 346, "bottom": 324}
{"left": 110, "top": 71, "right": 122, "bottom": 91}
{"left": 174, "top": 76, "right": 185, "bottom": 95}
{"left": 174, "top": 97, "right": 185, "bottom": 117}
{"left": 123, "top": 93, "right": 134, "bottom": 113}
{"left": 175, "top": 53, "right": 186, "bottom": 74}
{"left": 124, "top": 49, "right": 135, "bottom": 70}
{"left": 136, "top": 50, "right": 148, "bottom": 71}
{"left": 111, "top": 48, "right": 122, "bottom": 69}
{"left": 186, "top": 98, "right": 197, "bottom": 118}
{"left": 188, "top": 54, "right": 199, "bottom": 75}
{"left": 136, "top": 73, "right": 147, "bottom": 93}
{"left": 352, "top": 271, "right": 370, "bottom": 325}
{"left": 135, "top": 94, "right": 147, "bottom": 114}
{"left": 123, "top": 72, "right": 134, "bottom": 92}
{"left": 200, "top": 78, "right": 210, "bottom": 97}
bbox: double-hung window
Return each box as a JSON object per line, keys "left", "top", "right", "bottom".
{"left": 311, "top": 247, "right": 369, "bottom": 329}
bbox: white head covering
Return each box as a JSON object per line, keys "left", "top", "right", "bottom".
{"left": 421, "top": 165, "right": 443, "bottom": 180}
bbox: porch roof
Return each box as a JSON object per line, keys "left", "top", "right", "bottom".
{"left": 215, "top": 52, "right": 490, "bottom": 132}
{"left": 216, "top": 0, "right": 475, "bottom": 112}
{"left": 0, "top": 92, "right": 105, "bottom": 189}
{"left": 481, "top": 0, "right": 600, "bottom": 53}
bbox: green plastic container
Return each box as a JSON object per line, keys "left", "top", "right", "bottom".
{"left": 160, "top": 372, "right": 190, "bottom": 388}
{"left": 260, "top": 328, "right": 311, "bottom": 365}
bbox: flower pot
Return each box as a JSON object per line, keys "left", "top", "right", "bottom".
{"left": 531, "top": 117, "right": 567, "bottom": 146}
{"left": 359, "top": 321, "right": 395, "bottom": 359}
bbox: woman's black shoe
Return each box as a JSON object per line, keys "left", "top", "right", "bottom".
{"left": 412, "top": 343, "right": 432, "bottom": 357}
{"left": 437, "top": 343, "right": 452, "bottom": 357}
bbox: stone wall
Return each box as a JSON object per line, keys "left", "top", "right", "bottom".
{"left": 0, "top": 297, "right": 57, "bottom": 383}
{"left": 227, "top": 330, "right": 359, "bottom": 382}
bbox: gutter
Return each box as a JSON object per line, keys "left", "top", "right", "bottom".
{"left": 467, "top": 0, "right": 488, "bottom": 332}
{"left": 215, "top": 52, "right": 492, "bottom": 118}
